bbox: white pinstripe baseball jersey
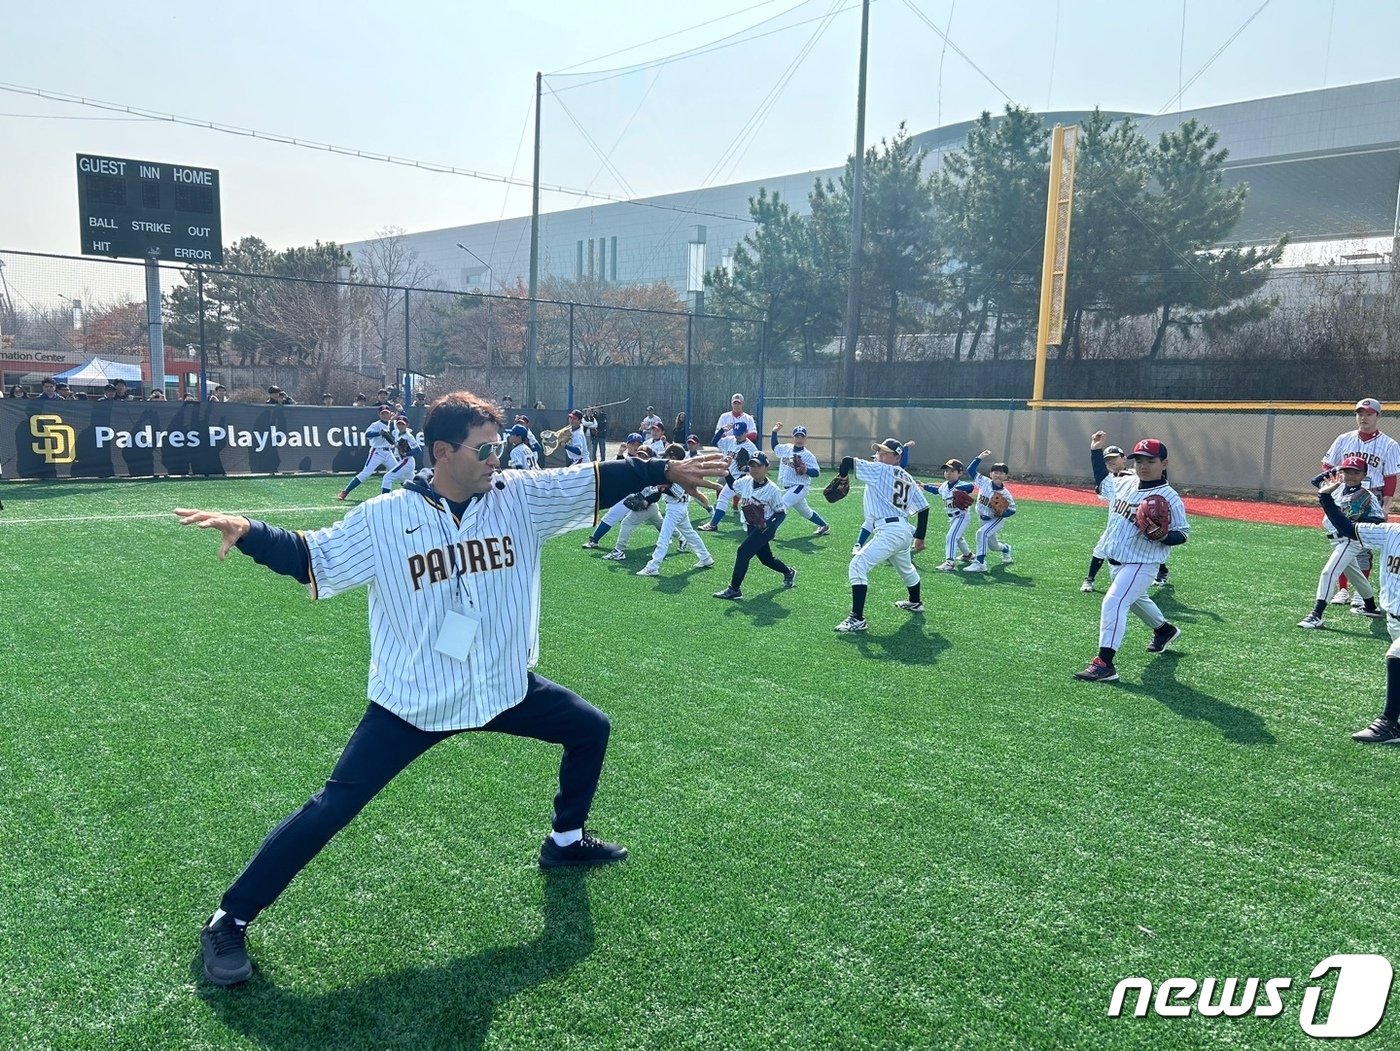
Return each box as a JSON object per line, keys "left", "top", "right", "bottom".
{"left": 853, "top": 459, "right": 930, "bottom": 521}
{"left": 365, "top": 419, "right": 396, "bottom": 451}
{"left": 1324, "top": 430, "right": 1400, "bottom": 493}
{"left": 972, "top": 475, "right": 1016, "bottom": 518}
{"left": 507, "top": 442, "right": 538, "bottom": 470}
{"left": 732, "top": 475, "right": 786, "bottom": 523}
{"left": 301, "top": 462, "right": 601, "bottom": 731}
{"left": 1097, "top": 476, "right": 1189, "bottom": 564}
{"left": 1355, "top": 523, "right": 1400, "bottom": 612}
{"left": 773, "top": 442, "right": 819, "bottom": 488}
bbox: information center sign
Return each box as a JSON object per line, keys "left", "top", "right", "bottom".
{"left": 76, "top": 154, "right": 223, "bottom": 263}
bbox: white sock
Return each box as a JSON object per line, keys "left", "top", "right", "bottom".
{"left": 210, "top": 908, "right": 247, "bottom": 927}
{"left": 550, "top": 828, "right": 582, "bottom": 847}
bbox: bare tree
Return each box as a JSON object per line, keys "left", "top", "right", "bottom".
{"left": 355, "top": 227, "right": 438, "bottom": 383}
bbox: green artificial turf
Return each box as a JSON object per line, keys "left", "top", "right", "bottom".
{"left": 0, "top": 476, "right": 1396, "bottom": 1049}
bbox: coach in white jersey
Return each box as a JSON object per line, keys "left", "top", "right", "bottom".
{"left": 1074, "top": 433, "right": 1188, "bottom": 683}
{"left": 176, "top": 391, "right": 727, "bottom": 987}
{"left": 833, "top": 439, "right": 931, "bottom": 633}
{"left": 712, "top": 393, "right": 756, "bottom": 444}
{"left": 1322, "top": 398, "right": 1400, "bottom": 606}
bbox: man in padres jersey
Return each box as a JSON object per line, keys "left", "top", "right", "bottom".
{"left": 176, "top": 391, "right": 727, "bottom": 987}
{"left": 833, "top": 438, "right": 931, "bottom": 633}
{"left": 1074, "top": 432, "right": 1189, "bottom": 683}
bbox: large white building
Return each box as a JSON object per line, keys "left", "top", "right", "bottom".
{"left": 346, "top": 78, "right": 1400, "bottom": 294}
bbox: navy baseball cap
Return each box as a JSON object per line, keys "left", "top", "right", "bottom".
{"left": 625, "top": 432, "right": 643, "bottom": 444}
{"left": 515, "top": 414, "right": 529, "bottom": 424}
{"left": 510, "top": 423, "right": 528, "bottom": 438}
{"left": 1104, "top": 445, "right": 1125, "bottom": 458}
{"left": 733, "top": 422, "right": 747, "bottom": 434}
{"left": 873, "top": 438, "right": 904, "bottom": 455}
{"left": 686, "top": 434, "right": 699, "bottom": 444}
{"left": 568, "top": 409, "right": 582, "bottom": 420}
{"left": 1129, "top": 438, "right": 1167, "bottom": 460}
{"left": 792, "top": 425, "right": 808, "bottom": 437}
{"left": 378, "top": 404, "right": 394, "bottom": 413}
{"left": 749, "top": 452, "right": 771, "bottom": 467}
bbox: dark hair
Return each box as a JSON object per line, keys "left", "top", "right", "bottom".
{"left": 664, "top": 442, "right": 685, "bottom": 460}
{"left": 422, "top": 391, "right": 503, "bottom": 464}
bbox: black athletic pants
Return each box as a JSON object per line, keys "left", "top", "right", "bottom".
{"left": 731, "top": 519, "right": 790, "bottom": 591}
{"left": 220, "top": 673, "right": 610, "bottom": 922}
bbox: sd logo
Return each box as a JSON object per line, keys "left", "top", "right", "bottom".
{"left": 30, "top": 414, "right": 77, "bottom": 464}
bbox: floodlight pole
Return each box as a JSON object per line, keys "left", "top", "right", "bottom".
{"left": 526, "top": 71, "right": 542, "bottom": 409}
{"left": 840, "top": 0, "right": 871, "bottom": 399}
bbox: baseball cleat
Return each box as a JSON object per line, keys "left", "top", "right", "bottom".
{"left": 1074, "top": 658, "right": 1118, "bottom": 682}
{"left": 1000, "top": 546, "right": 1013, "bottom": 565}
{"left": 1352, "top": 605, "right": 1385, "bottom": 618}
{"left": 581, "top": 540, "right": 599, "bottom": 549}
{"left": 1297, "top": 613, "right": 1326, "bottom": 629}
{"left": 782, "top": 567, "right": 797, "bottom": 589}
{"left": 200, "top": 914, "right": 253, "bottom": 986}
{"left": 635, "top": 565, "right": 660, "bottom": 576}
{"left": 959, "top": 551, "right": 974, "bottom": 563}
{"left": 893, "top": 600, "right": 924, "bottom": 612}
{"left": 1146, "top": 623, "right": 1181, "bottom": 653}
{"left": 697, "top": 523, "right": 717, "bottom": 532}
{"left": 1080, "top": 578, "right": 1096, "bottom": 592}
{"left": 695, "top": 557, "right": 715, "bottom": 569}
{"left": 963, "top": 561, "right": 988, "bottom": 573}
{"left": 713, "top": 587, "right": 743, "bottom": 600}
{"left": 851, "top": 544, "right": 863, "bottom": 555}
{"left": 337, "top": 490, "right": 348, "bottom": 501}
{"left": 602, "top": 550, "right": 626, "bottom": 561}
{"left": 813, "top": 525, "right": 830, "bottom": 537}
{"left": 834, "top": 615, "right": 868, "bottom": 633}
{"left": 936, "top": 560, "right": 957, "bottom": 572}
{"left": 538, "top": 830, "right": 628, "bottom": 869}
{"left": 1352, "top": 717, "right": 1400, "bottom": 745}
{"left": 677, "top": 537, "right": 688, "bottom": 552}
{"left": 1331, "top": 587, "right": 1351, "bottom": 605}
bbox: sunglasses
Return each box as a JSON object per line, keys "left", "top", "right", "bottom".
{"left": 444, "top": 439, "right": 506, "bottom": 461}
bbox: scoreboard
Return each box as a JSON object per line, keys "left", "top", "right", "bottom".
{"left": 77, "top": 154, "right": 223, "bottom": 263}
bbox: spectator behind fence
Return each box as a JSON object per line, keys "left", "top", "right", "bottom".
{"left": 36, "top": 378, "right": 61, "bottom": 400}
{"left": 9, "top": 384, "right": 27, "bottom": 399}
{"left": 149, "top": 391, "right": 166, "bottom": 401}
{"left": 209, "top": 384, "right": 229, "bottom": 403}
{"left": 353, "top": 393, "right": 367, "bottom": 407}
{"left": 322, "top": 393, "right": 334, "bottom": 407}
{"left": 101, "top": 383, "right": 117, "bottom": 400}
{"left": 56, "top": 382, "right": 71, "bottom": 399}
{"left": 112, "top": 378, "right": 132, "bottom": 400}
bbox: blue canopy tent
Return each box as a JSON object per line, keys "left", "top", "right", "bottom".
{"left": 52, "top": 358, "right": 143, "bottom": 386}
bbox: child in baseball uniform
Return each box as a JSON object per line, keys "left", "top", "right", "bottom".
{"left": 506, "top": 424, "right": 539, "bottom": 470}
{"left": 700, "top": 424, "right": 759, "bottom": 531}
{"left": 964, "top": 459, "right": 1017, "bottom": 572}
{"left": 1298, "top": 454, "right": 1384, "bottom": 627}
{"left": 1323, "top": 398, "right": 1400, "bottom": 606}
{"left": 1319, "top": 476, "right": 1400, "bottom": 743}
{"left": 339, "top": 405, "right": 399, "bottom": 500}
{"left": 582, "top": 433, "right": 644, "bottom": 550}
{"left": 1081, "top": 444, "right": 1130, "bottom": 591}
{"left": 832, "top": 439, "right": 931, "bottom": 632}
{"left": 1075, "top": 433, "right": 1188, "bottom": 683}
{"left": 713, "top": 453, "right": 795, "bottom": 599}
{"left": 604, "top": 447, "right": 665, "bottom": 561}
{"left": 921, "top": 451, "right": 986, "bottom": 570}
{"left": 381, "top": 415, "right": 423, "bottom": 492}
{"left": 643, "top": 422, "right": 669, "bottom": 457}
{"left": 637, "top": 445, "right": 718, "bottom": 576}
{"left": 768, "top": 423, "right": 830, "bottom": 536}
{"left": 852, "top": 440, "right": 919, "bottom": 553}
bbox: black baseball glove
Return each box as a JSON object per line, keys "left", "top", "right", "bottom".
{"left": 623, "top": 494, "right": 648, "bottom": 512}
{"left": 823, "top": 475, "right": 850, "bottom": 503}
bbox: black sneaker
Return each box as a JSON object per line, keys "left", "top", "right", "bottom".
{"left": 538, "top": 830, "right": 629, "bottom": 869}
{"left": 1146, "top": 624, "right": 1181, "bottom": 654}
{"left": 782, "top": 568, "right": 797, "bottom": 589}
{"left": 1352, "top": 717, "right": 1400, "bottom": 744}
{"left": 713, "top": 587, "right": 743, "bottom": 600}
{"left": 1074, "top": 658, "right": 1118, "bottom": 683}
{"left": 1352, "top": 605, "right": 1386, "bottom": 619}
{"left": 200, "top": 913, "right": 253, "bottom": 986}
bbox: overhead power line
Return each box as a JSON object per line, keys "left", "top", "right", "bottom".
{"left": 0, "top": 82, "right": 755, "bottom": 224}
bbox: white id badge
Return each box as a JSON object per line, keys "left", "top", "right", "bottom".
{"left": 433, "top": 608, "right": 481, "bottom": 661}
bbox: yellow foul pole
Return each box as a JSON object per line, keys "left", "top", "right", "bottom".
{"left": 1032, "top": 124, "right": 1078, "bottom": 401}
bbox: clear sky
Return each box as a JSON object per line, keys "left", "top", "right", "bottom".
{"left": 2, "top": 0, "right": 1397, "bottom": 256}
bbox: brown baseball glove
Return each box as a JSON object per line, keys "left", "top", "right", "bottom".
{"left": 823, "top": 474, "right": 850, "bottom": 503}
{"left": 988, "top": 491, "right": 1010, "bottom": 517}
{"left": 951, "top": 487, "right": 974, "bottom": 510}
{"left": 396, "top": 438, "right": 413, "bottom": 459}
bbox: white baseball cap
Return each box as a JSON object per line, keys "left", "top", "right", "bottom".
{"left": 1356, "top": 398, "right": 1382, "bottom": 414}
{"left": 731, "top": 393, "right": 744, "bottom": 403}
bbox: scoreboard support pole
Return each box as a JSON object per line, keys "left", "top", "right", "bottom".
{"left": 145, "top": 253, "right": 165, "bottom": 398}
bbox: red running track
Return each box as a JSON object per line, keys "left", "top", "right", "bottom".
{"left": 1015, "top": 482, "right": 1318, "bottom": 528}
